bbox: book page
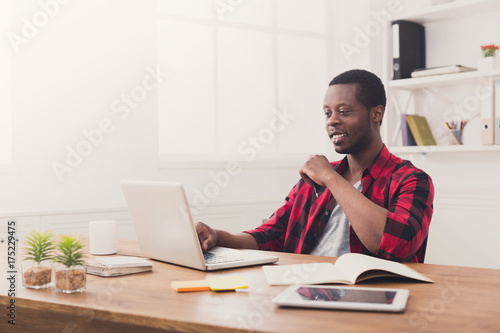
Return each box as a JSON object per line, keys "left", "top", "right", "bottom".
{"left": 262, "top": 263, "right": 351, "bottom": 286}
{"left": 335, "top": 253, "right": 433, "bottom": 283}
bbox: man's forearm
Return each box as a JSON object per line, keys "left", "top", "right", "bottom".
{"left": 324, "top": 172, "right": 388, "bottom": 254}
{"left": 216, "top": 230, "right": 259, "bottom": 250}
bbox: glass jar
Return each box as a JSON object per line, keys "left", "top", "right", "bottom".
{"left": 21, "top": 260, "right": 52, "bottom": 289}
{"left": 53, "top": 263, "right": 86, "bottom": 293}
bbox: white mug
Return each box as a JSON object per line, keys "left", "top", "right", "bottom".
{"left": 89, "top": 220, "right": 118, "bottom": 255}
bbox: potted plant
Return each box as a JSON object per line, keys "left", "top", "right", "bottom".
{"left": 481, "top": 43, "right": 499, "bottom": 57}
{"left": 478, "top": 43, "right": 500, "bottom": 71}
{"left": 22, "top": 230, "right": 55, "bottom": 289}
{"left": 53, "top": 235, "right": 87, "bottom": 293}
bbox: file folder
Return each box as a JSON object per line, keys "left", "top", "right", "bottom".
{"left": 480, "top": 84, "right": 494, "bottom": 145}
{"left": 392, "top": 20, "right": 425, "bottom": 80}
{"left": 495, "top": 80, "right": 500, "bottom": 144}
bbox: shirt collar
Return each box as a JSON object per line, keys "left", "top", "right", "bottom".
{"left": 335, "top": 145, "right": 390, "bottom": 181}
{"left": 363, "top": 144, "right": 390, "bottom": 180}
{"left": 334, "top": 155, "right": 349, "bottom": 174}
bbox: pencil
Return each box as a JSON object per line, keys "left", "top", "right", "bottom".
{"left": 445, "top": 123, "right": 461, "bottom": 145}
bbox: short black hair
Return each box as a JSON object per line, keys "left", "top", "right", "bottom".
{"left": 329, "top": 69, "right": 386, "bottom": 110}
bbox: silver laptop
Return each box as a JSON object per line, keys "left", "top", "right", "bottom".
{"left": 121, "top": 180, "right": 279, "bottom": 271}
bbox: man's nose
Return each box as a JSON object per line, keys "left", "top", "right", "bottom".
{"left": 327, "top": 112, "right": 341, "bottom": 126}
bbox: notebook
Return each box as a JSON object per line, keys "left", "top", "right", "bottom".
{"left": 121, "top": 180, "right": 279, "bottom": 271}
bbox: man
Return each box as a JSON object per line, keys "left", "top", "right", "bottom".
{"left": 196, "top": 69, "right": 434, "bottom": 263}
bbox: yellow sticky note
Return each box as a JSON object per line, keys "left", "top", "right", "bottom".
{"left": 207, "top": 276, "right": 248, "bottom": 291}
{"left": 171, "top": 280, "right": 211, "bottom": 292}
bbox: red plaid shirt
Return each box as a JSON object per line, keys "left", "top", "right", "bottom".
{"left": 245, "top": 145, "right": 434, "bottom": 263}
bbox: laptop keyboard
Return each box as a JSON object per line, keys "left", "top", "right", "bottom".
{"left": 203, "top": 252, "right": 244, "bottom": 264}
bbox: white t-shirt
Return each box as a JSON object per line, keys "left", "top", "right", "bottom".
{"left": 309, "top": 181, "right": 362, "bottom": 257}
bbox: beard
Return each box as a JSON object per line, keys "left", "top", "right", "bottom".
{"left": 333, "top": 117, "right": 373, "bottom": 155}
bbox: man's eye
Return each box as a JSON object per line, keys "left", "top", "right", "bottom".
{"left": 339, "top": 109, "right": 349, "bottom": 115}
{"left": 324, "top": 110, "right": 331, "bottom": 116}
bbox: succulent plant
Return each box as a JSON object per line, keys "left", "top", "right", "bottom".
{"left": 23, "top": 230, "right": 55, "bottom": 263}
{"left": 54, "top": 235, "right": 86, "bottom": 267}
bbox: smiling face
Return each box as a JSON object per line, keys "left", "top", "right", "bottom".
{"left": 323, "top": 83, "right": 374, "bottom": 155}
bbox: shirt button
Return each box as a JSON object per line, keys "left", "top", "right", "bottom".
{"left": 325, "top": 211, "right": 330, "bottom": 216}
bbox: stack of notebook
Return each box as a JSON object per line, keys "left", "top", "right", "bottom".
{"left": 86, "top": 256, "right": 153, "bottom": 277}
{"left": 410, "top": 65, "right": 476, "bottom": 78}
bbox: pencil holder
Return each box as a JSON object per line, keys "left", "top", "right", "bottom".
{"left": 448, "top": 129, "right": 462, "bottom": 145}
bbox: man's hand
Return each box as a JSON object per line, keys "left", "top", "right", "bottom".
{"left": 195, "top": 222, "right": 259, "bottom": 250}
{"left": 195, "top": 222, "right": 218, "bottom": 251}
{"left": 299, "top": 154, "right": 336, "bottom": 187}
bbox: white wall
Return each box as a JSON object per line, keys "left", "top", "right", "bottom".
{"left": 156, "top": 0, "right": 333, "bottom": 162}
{"left": 0, "top": 1, "right": 12, "bottom": 165}
{"left": 2, "top": 1, "right": 156, "bottom": 213}
{"left": 1, "top": 0, "right": 322, "bottom": 216}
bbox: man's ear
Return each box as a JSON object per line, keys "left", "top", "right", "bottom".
{"left": 371, "top": 105, "right": 385, "bottom": 125}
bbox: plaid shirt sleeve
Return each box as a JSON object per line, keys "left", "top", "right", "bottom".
{"left": 375, "top": 167, "right": 434, "bottom": 262}
{"left": 243, "top": 181, "right": 300, "bottom": 251}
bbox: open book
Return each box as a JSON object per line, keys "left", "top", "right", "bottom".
{"left": 262, "top": 253, "right": 433, "bottom": 286}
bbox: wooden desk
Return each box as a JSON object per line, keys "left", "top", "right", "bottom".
{"left": 2, "top": 239, "right": 500, "bottom": 333}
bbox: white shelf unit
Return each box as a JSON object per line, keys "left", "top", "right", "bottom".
{"left": 390, "top": 144, "right": 500, "bottom": 155}
{"left": 383, "top": 0, "right": 500, "bottom": 154}
{"left": 391, "top": 0, "right": 500, "bottom": 24}
{"left": 388, "top": 68, "right": 500, "bottom": 90}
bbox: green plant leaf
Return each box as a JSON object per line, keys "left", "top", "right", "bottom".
{"left": 54, "top": 235, "right": 87, "bottom": 267}
{"left": 23, "top": 230, "right": 55, "bottom": 263}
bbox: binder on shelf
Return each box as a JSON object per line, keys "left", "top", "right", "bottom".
{"left": 392, "top": 20, "right": 425, "bottom": 80}
{"left": 495, "top": 80, "right": 500, "bottom": 145}
{"left": 405, "top": 115, "right": 436, "bottom": 146}
{"left": 401, "top": 114, "right": 417, "bottom": 146}
{"left": 480, "top": 84, "right": 494, "bottom": 145}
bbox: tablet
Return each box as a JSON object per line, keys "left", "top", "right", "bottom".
{"left": 272, "top": 285, "right": 409, "bottom": 312}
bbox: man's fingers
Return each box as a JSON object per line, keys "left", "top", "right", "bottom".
{"left": 195, "top": 222, "right": 205, "bottom": 240}
{"left": 201, "top": 231, "right": 211, "bottom": 250}
{"left": 195, "top": 221, "right": 217, "bottom": 251}
{"left": 202, "top": 237, "right": 215, "bottom": 251}
{"left": 299, "top": 169, "right": 315, "bottom": 187}
{"left": 196, "top": 222, "right": 210, "bottom": 247}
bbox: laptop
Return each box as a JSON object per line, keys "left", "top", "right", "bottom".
{"left": 121, "top": 180, "right": 279, "bottom": 271}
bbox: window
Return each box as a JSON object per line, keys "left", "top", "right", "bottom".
{"left": 157, "top": 0, "right": 332, "bottom": 166}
